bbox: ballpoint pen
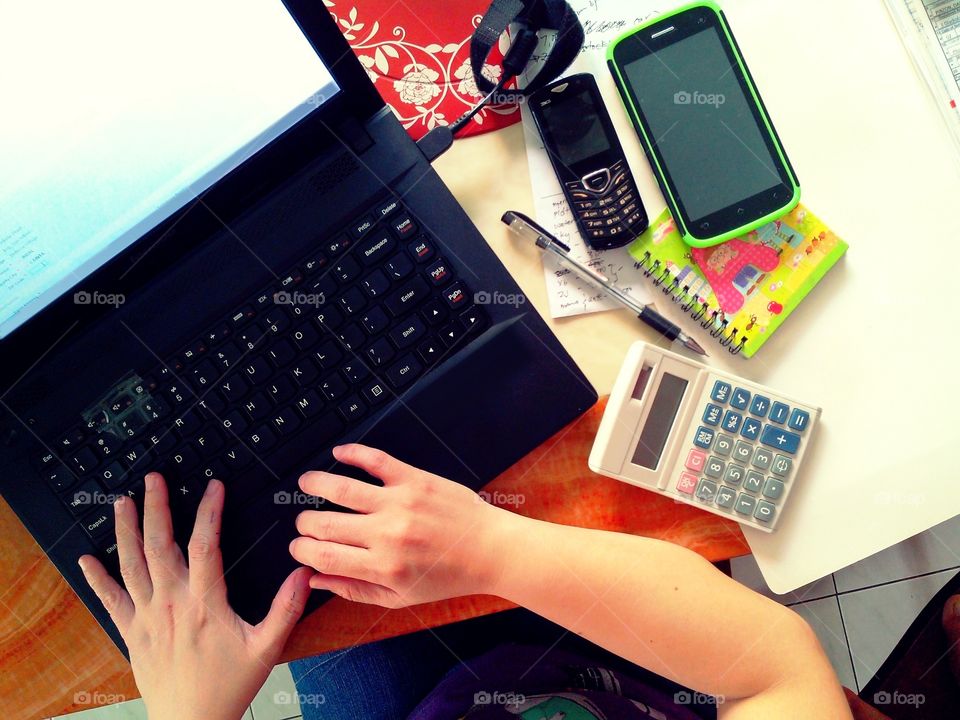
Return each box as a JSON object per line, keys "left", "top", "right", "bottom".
{"left": 502, "top": 210, "right": 708, "bottom": 357}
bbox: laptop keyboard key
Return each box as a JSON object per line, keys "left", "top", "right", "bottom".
{"left": 220, "top": 376, "right": 249, "bottom": 403}
{"left": 312, "top": 341, "right": 343, "bottom": 371}
{"left": 417, "top": 339, "right": 442, "bottom": 366}
{"left": 333, "top": 256, "right": 362, "bottom": 284}
{"left": 291, "top": 323, "right": 320, "bottom": 350}
{"left": 68, "top": 446, "right": 99, "bottom": 475}
{"left": 385, "top": 277, "right": 430, "bottom": 316}
{"left": 361, "top": 306, "right": 389, "bottom": 335}
{"left": 65, "top": 480, "right": 102, "bottom": 516}
{"left": 442, "top": 281, "right": 468, "bottom": 309}
{"left": 337, "top": 323, "right": 366, "bottom": 351}
{"left": 266, "top": 376, "right": 296, "bottom": 403}
{"left": 362, "top": 380, "right": 389, "bottom": 405}
{"left": 271, "top": 407, "right": 302, "bottom": 436}
{"left": 385, "top": 253, "right": 415, "bottom": 280}
{"left": 361, "top": 269, "right": 391, "bottom": 298}
{"left": 338, "top": 287, "right": 367, "bottom": 315}
{"left": 389, "top": 214, "right": 418, "bottom": 240}
{"left": 98, "top": 461, "right": 127, "bottom": 490}
{"left": 313, "top": 305, "right": 344, "bottom": 330}
{"left": 356, "top": 231, "right": 395, "bottom": 266}
{"left": 288, "top": 359, "right": 319, "bottom": 386}
{"left": 420, "top": 298, "right": 448, "bottom": 326}
{"left": 45, "top": 464, "right": 77, "bottom": 492}
{"left": 320, "top": 373, "right": 348, "bottom": 401}
{"left": 388, "top": 316, "right": 426, "bottom": 349}
{"left": 338, "top": 396, "right": 367, "bottom": 423}
{"left": 342, "top": 361, "right": 370, "bottom": 384}
{"left": 385, "top": 356, "right": 423, "bottom": 390}
{"left": 293, "top": 390, "right": 325, "bottom": 419}
{"left": 365, "top": 338, "right": 395, "bottom": 367}
{"left": 223, "top": 444, "right": 255, "bottom": 472}
{"left": 408, "top": 236, "right": 435, "bottom": 264}
{"left": 267, "top": 339, "right": 297, "bottom": 368}
{"left": 425, "top": 258, "right": 452, "bottom": 286}
{"left": 242, "top": 393, "right": 273, "bottom": 422}
{"left": 241, "top": 357, "right": 271, "bottom": 383}
{"left": 246, "top": 425, "right": 277, "bottom": 453}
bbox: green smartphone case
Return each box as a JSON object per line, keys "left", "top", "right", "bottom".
{"left": 606, "top": 0, "right": 800, "bottom": 248}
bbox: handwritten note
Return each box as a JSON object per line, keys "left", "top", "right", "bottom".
{"left": 519, "top": 0, "right": 667, "bottom": 318}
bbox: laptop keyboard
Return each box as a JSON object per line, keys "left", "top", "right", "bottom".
{"left": 35, "top": 197, "right": 489, "bottom": 567}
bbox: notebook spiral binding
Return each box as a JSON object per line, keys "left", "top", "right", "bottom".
{"left": 634, "top": 251, "right": 747, "bottom": 356}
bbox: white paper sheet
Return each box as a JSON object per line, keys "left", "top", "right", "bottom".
{"left": 519, "top": 1, "right": 666, "bottom": 318}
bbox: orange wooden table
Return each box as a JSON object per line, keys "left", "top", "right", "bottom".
{"left": 0, "top": 398, "right": 749, "bottom": 720}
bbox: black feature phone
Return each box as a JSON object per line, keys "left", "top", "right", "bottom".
{"left": 529, "top": 73, "right": 648, "bottom": 251}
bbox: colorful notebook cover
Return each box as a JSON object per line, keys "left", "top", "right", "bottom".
{"left": 626, "top": 204, "right": 848, "bottom": 357}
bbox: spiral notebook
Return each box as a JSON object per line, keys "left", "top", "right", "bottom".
{"left": 627, "top": 204, "right": 848, "bottom": 358}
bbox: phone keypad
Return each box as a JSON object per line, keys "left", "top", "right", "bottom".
{"left": 566, "top": 160, "right": 647, "bottom": 243}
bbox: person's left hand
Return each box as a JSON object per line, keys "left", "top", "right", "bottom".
{"left": 78, "top": 473, "right": 313, "bottom": 720}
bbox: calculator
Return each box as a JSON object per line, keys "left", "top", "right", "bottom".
{"left": 588, "top": 342, "right": 820, "bottom": 532}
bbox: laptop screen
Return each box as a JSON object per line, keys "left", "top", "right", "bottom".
{"left": 0, "top": 0, "right": 339, "bottom": 340}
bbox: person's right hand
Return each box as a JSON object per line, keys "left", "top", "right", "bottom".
{"left": 289, "top": 444, "right": 524, "bottom": 607}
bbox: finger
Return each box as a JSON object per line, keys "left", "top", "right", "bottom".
{"left": 253, "top": 566, "right": 312, "bottom": 658}
{"left": 187, "top": 480, "right": 226, "bottom": 599}
{"left": 332, "top": 444, "right": 416, "bottom": 486}
{"left": 141, "top": 472, "right": 187, "bottom": 592}
{"left": 114, "top": 494, "right": 152, "bottom": 603}
{"left": 299, "top": 471, "right": 381, "bottom": 513}
{"left": 78, "top": 555, "right": 135, "bottom": 632}
{"left": 295, "top": 510, "right": 370, "bottom": 548}
{"left": 309, "top": 573, "right": 402, "bottom": 608}
{"left": 288, "top": 537, "right": 381, "bottom": 583}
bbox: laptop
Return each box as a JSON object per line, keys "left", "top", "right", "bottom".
{"left": 0, "top": 0, "right": 596, "bottom": 651}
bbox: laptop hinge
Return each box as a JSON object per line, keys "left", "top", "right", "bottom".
{"left": 334, "top": 119, "right": 374, "bottom": 154}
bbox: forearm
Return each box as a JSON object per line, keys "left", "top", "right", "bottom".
{"left": 487, "top": 512, "right": 847, "bottom": 710}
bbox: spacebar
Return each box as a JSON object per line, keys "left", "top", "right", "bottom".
{"left": 228, "top": 412, "right": 346, "bottom": 506}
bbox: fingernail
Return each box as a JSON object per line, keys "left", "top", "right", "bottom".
{"left": 204, "top": 479, "right": 221, "bottom": 497}
{"left": 114, "top": 495, "right": 126, "bottom": 509}
{"left": 145, "top": 473, "right": 158, "bottom": 490}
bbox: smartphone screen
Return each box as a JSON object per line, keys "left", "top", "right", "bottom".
{"left": 611, "top": 7, "right": 797, "bottom": 241}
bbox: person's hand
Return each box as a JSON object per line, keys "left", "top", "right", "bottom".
{"left": 78, "top": 473, "right": 312, "bottom": 720}
{"left": 289, "top": 444, "right": 523, "bottom": 607}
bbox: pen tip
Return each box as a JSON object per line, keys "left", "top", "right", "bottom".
{"left": 684, "top": 336, "right": 709, "bottom": 356}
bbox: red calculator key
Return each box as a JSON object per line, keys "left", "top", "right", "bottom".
{"left": 677, "top": 473, "right": 699, "bottom": 495}
{"left": 685, "top": 449, "right": 706, "bottom": 473}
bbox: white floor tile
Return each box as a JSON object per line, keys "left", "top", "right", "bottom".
{"left": 730, "top": 553, "right": 836, "bottom": 605}
{"left": 49, "top": 698, "right": 146, "bottom": 720}
{"left": 839, "top": 569, "right": 957, "bottom": 689}
{"left": 790, "top": 597, "right": 858, "bottom": 690}
{"left": 834, "top": 513, "right": 960, "bottom": 592}
{"left": 250, "top": 663, "right": 302, "bottom": 720}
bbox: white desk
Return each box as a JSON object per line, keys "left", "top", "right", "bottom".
{"left": 434, "top": 0, "right": 960, "bottom": 592}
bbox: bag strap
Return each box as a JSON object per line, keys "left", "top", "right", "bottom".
{"left": 469, "top": 0, "right": 584, "bottom": 97}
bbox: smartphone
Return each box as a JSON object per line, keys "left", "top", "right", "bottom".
{"left": 607, "top": 1, "right": 800, "bottom": 248}
{"left": 529, "top": 73, "right": 648, "bottom": 251}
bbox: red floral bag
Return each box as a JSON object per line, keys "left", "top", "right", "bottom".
{"left": 324, "top": 0, "right": 523, "bottom": 139}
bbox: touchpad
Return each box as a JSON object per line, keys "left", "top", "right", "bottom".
{"left": 350, "top": 317, "right": 597, "bottom": 489}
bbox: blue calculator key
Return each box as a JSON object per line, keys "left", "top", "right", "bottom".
{"left": 740, "top": 418, "right": 762, "bottom": 440}
{"left": 760, "top": 425, "right": 801, "bottom": 455}
{"left": 730, "top": 388, "right": 751, "bottom": 410}
{"left": 693, "top": 426, "right": 715, "bottom": 449}
{"left": 788, "top": 408, "right": 810, "bottom": 432}
{"left": 702, "top": 404, "right": 722, "bottom": 426}
{"left": 749, "top": 395, "right": 770, "bottom": 418}
{"left": 711, "top": 381, "right": 731, "bottom": 404}
{"left": 722, "top": 411, "right": 743, "bottom": 434}
{"left": 768, "top": 402, "right": 790, "bottom": 424}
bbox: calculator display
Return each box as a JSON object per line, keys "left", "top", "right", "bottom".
{"left": 631, "top": 373, "right": 688, "bottom": 469}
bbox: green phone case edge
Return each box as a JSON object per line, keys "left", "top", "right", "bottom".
{"left": 605, "top": 0, "right": 801, "bottom": 248}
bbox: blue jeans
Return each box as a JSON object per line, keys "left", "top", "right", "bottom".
{"left": 289, "top": 608, "right": 700, "bottom": 720}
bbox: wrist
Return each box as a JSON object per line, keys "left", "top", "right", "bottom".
{"left": 469, "top": 504, "right": 537, "bottom": 598}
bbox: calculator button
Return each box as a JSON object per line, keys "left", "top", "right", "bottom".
{"left": 743, "top": 471, "right": 764, "bottom": 493}
{"left": 760, "top": 426, "right": 801, "bottom": 455}
{"left": 752, "top": 448, "right": 773, "bottom": 471}
{"left": 685, "top": 450, "right": 707, "bottom": 473}
{"left": 716, "top": 485, "right": 737, "bottom": 509}
{"left": 769, "top": 402, "right": 790, "bottom": 424}
{"left": 749, "top": 395, "right": 770, "bottom": 418}
{"left": 704, "top": 457, "right": 725, "bottom": 479}
{"left": 754, "top": 501, "right": 776, "bottom": 523}
{"left": 735, "top": 494, "right": 757, "bottom": 515}
{"left": 762, "top": 478, "right": 785, "bottom": 500}
{"left": 722, "top": 411, "right": 743, "bottom": 434}
{"left": 711, "top": 381, "right": 731, "bottom": 404}
{"left": 740, "top": 418, "right": 762, "bottom": 441}
{"left": 730, "top": 388, "right": 751, "bottom": 410}
{"left": 771, "top": 455, "right": 793, "bottom": 477}
{"left": 696, "top": 479, "right": 718, "bottom": 503}
{"left": 788, "top": 409, "right": 810, "bottom": 432}
{"left": 714, "top": 434, "right": 734, "bottom": 457}
{"left": 723, "top": 464, "right": 745, "bottom": 487}
{"left": 693, "top": 426, "right": 715, "bottom": 449}
{"left": 733, "top": 441, "right": 752, "bottom": 464}
{"left": 677, "top": 473, "right": 699, "bottom": 495}
{"left": 702, "top": 404, "right": 723, "bottom": 426}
